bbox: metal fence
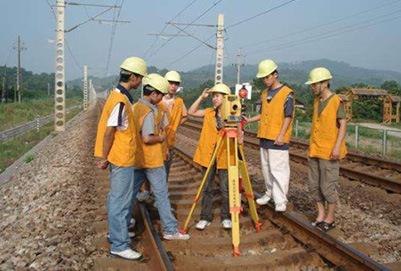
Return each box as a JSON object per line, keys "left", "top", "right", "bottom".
{"left": 292, "top": 120, "right": 401, "bottom": 158}
{"left": 0, "top": 105, "right": 81, "bottom": 143}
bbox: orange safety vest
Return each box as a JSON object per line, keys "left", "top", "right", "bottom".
{"left": 132, "top": 101, "right": 165, "bottom": 168}
{"left": 94, "top": 89, "right": 135, "bottom": 167}
{"left": 309, "top": 94, "right": 347, "bottom": 160}
{"left": 257, "top": 86, "right": 294, "bottom": 143}
{"left": 193, "top": 108, "right": 228, "bottom": 169}
{"left": 165, "top": 97, "right": 185, "bottom": 149}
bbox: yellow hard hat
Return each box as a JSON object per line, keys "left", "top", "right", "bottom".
{"left": 210, "top": 83, "right": 231, "bottom": 95}
{"left": 256, "top": 59, "right": 278, "bottom": 78}
{"left": 120, "top": 57, "right": 147, "bottom": 76}
{"left": 165, "top": 70, "right": 181, "bottom": 83}
{"left": 143, "top": 73, "right": 169, "bottom": 94}
{"left": 305, "top": 67, "right": 332, "bottom": 85}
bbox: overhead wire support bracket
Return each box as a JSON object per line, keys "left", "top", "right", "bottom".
{"left": 65, "top": 2, "right": 122, "bottom": 8}
{"left": 169, "top": 23, "right": 216, "bottom": 49}
{"left": 166, "top": 22, "right": 216, "bottom": 28}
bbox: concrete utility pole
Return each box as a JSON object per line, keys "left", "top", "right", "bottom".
{"left": 214, "top": 14, "right": 224, "bottom": 84}
{"left": 14, "top": 35, "right": 26, "bottom": 103}
{"left": 2, "top": 65, "right": 6, "bottom": 103}
{"left": 83, "top": 65, "right": 88, "bottom": 111}
{"left": 235, "top": 47, "right": 245, "bottom": 84}
{"left": 54, "top": 0, "right": 66, "bottom": 132}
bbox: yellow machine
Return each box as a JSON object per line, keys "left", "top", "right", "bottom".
{"left": 181, "top": 95, "right": 261, "bottom": 257}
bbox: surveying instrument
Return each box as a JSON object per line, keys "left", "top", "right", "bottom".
{"left": 181, "top": 94, "right": 261, "bottom": 257}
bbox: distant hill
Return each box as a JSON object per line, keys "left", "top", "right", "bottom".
{"left": 68, "top": 59, "right": 401, "bottom": 91}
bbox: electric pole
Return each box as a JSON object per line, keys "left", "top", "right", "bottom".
{"left": 14, "top": 35, "right": 26, "bottom": 103}
{"left": 2, "top": 65, "right": 6, "bottom": 103}
{"left": 214, "top": 14, "right": 224, "bottom": 84}
{"left": 235, "top": 47, "right": 245, "bottom": 84}
{"left": 54, "top": 0, "right": 66, "bottom": 132}
{"left": 83, "top": 65, "right": 88, "bottom": 111}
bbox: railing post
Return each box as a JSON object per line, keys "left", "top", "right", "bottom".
{"left": 355, "top": 125, "right": 359, "bottom": 148}
{"left": 382, "top": 129, "right": 387, "bottom": 156}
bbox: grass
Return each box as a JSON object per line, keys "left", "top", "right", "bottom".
{"left": 0, "top": 97, "right": 82, "bottom": 132}
{"left": 0, "top": 108, "right": 81, "bottom": 174}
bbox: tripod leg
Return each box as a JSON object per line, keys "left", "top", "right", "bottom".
{"left": 181, "top": 135, "right": 224, "bottom": 233}
{"left": 227, "top": 136, "right": 241, "bottom": 257}
{"left": 239, "top": 144, "right": 262, "bottom": 232}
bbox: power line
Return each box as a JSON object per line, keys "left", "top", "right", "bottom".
{"left": 65, "top": 39, "right": 82, "bottom": 70}
{"left": 146, "top": 0, "right": 223, "bottom": 60}
{"left": 143, "top": 0, "right": 198, "bottom": 57}
{"left": 242, "top": 0, "right": 401, "bottom": 48}
{"left": 246, "top": 10, "right": 401, "bottom": 56}
{"left": 226, "top": 0, "right": 297, "bottom": 29}
{"left": 166, "top": 34, "right": 215, "bottom": 66}
{"left": 105, "top": 0, "right": 125, "bottom": 73}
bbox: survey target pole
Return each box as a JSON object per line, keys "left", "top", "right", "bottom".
{"left": 54, "top": 0, "right": 66, "bottom": 132}
{"left": 214, "top": 14, "right": 224, "bottom": 84}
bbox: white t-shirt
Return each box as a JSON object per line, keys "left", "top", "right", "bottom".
{"left": 106, "top": 88, "right": 131, "bottom": 130}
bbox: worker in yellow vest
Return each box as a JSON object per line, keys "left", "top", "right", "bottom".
{"left": 130, "top": 73, "right": 190, "bottom": 240}
{"left": 245, "top": 59, "right": 294, "bottom": 212}
{"left": 135, "top": 71, "right": 188, "bottom": 201}
{"left": 163, "top": 70, "right": 188, "bottom": 179}
{"left": 189, "top": 83, "right": 233, "bottom": 230}
{"left": 94, "top": 57, "right": 147, "bottom": 261}
{"left": 305, "top": 67, "right": 347, "bottom": 232}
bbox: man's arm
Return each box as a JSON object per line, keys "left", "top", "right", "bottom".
{"left": 331, "top": 118, "right": 347, "bottom": 160}
{"left": 98, "top": 127, "right": 116, "bottom": 169}
{"left": 180, "top": 103, "right": 188, "bottom": 124}
{"left": 274, "top": 117, "right": 292, "bottom": 146}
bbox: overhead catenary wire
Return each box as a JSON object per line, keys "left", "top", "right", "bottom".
{"left": 143, "top": 0, "right": 198, "bottom": 57}
{"left": 242, "top": 0, "right": 401, "bottom": 48}
{"left": 105, "top": 0, "right": 125, "bottom": 73}
{"left": 226, "top": 0, "right": 297, "bottom": 29}
{"left": 146, "top": 0, "right": 223, "bottom": 60}
{"left": 246, "top": 10, "right": 401, "bottom": 56}
{"left": 166, "top": 34, "right": 215, "bottom": 67}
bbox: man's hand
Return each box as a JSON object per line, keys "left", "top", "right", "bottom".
{"left": 159, "top": 134, "right": 166, "bottom": 143}
{"left": 98, "top": 159, "right": 109, "bottom": 169}
{"left": 331, "top": 146, "right": 340, "bottom": 160}
{"left": 165, "top": 149, "right": 170, "bottom": 161}
{"left": 201, "top": 88, "right": 210, "bottom": 99}
{"left": 274, "top": 134, "right": 285, "bottom": 146}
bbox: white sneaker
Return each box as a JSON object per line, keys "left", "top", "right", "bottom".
{"left": 163, "top": 232, "right": 190, "bottom": 240}
{"left": 221, "top": 219, "right": 232, "bottom": 229}
{"left": 110, "top": 248, "right": 142, "bottom": 261}
{"left": 256, "top": 194, "right": 271, "bottom": 205}
{"left": 275, "top": 203, "right": 287, "bottom": 212}
{"left": 196, "top": 220, "right": 211, "bottom": 230}
{"left": 136, "top": 190, "right": 150, "bottom": 202}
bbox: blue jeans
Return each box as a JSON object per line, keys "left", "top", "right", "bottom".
{"left": 164, "top": 148, "right": 174, "bottom": 180}
{"left": 131, "top": 166, "right": 178, "bottom": 234}
{"left": 107, "top": 164, "right": 134, "bottom": 252}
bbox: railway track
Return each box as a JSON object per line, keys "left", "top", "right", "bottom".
{"left": 139, "top": 145, "right": 387, "bottom": 270}
{"left": 181, "top": 119, "right": 401, "bottom": 194}
{"left": 91, "top": 101, "right": 389, "bottom": 270}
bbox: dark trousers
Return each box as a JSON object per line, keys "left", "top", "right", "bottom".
{"left": 200, "top": 164, "right": 229, "bottom": 222}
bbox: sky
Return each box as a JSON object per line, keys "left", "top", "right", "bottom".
{"left": 1, "top": 0, "right": 401, "bottom": 80}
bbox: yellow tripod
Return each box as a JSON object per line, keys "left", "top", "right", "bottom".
{"left": 181, "top": 126, "right": 261, "bottom": 257}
